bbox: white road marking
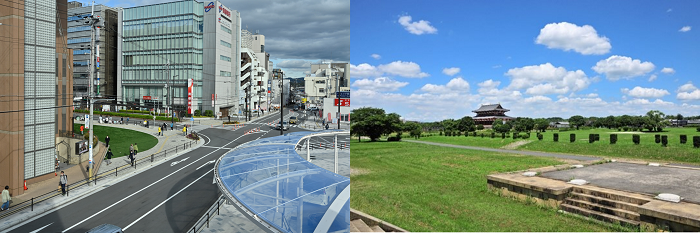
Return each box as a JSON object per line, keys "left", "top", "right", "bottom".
{"left": 122, "top": 168, "right": 213, "bottom": 231}
{"left": 61, "top": 135, "right": 242, "bottom": 233}
{"left": 196, "top": 160, "right": 215, "bottom": 170}
{"left": 200, "top": 145, "right": 233, "bottom": 149}
{"left": 30, "top": 223, "right": 52, "bottom": 233}
{"left": 170, "top": 157, "right": 190, "bottom": 166}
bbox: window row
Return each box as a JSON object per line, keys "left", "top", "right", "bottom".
{"left": 68, "top": 14, "right": 91, "bottom": 21}
{"left": 122, "top": 53, "right": 202, "bottom": 66}
{"left": 68, "top": 26, "right": 90, "bottom": 33}
{"left": 220, "top": 55, "right": 231, "bottom": 62}
{"left": 220, "top": 25, "right": 231, "bottom": 34}
{"left": 122, "top": 37, "right": 202, "bottom": 51}
{"left": 220, "top": 70, "right": 231, "bottom": 77}
{"left": 121, "top": 68, "right": 203, "bottom": 83}
{"left": 123, "top": 1, "right": 202, "bottom": 21}
{"left": 68, "top": 37, "right": 90, "bottom": 44}
{"left": 73, "top": 50, "right": 90, "bottom": 55}
{"left": 220, "top": 40, "right": 231, "bottom": 48}
{"left": 123, "top": 19, "right": 202, "bottom": 37}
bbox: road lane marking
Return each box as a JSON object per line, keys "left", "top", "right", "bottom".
{"left": 170, "top": 157, "right": 190, "bottom": 166}
{"left": 122, "top": 168, "right": 213, "bottom": 231}
{"left": 30, "top": 223, "right": 52, "bottom": 233}
{"left": 61, "top": 135, "right": 242, "bottom": 233}
{"left": 196, "top": 160, "right": 215, "bottom": 170}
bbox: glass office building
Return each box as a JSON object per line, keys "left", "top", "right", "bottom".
{"left": 118, "top": 0, "right": 205, "bottom": 112}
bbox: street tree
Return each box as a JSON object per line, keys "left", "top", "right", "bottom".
{"left": 569, "top": 115, "right": 586, "bottom": 130}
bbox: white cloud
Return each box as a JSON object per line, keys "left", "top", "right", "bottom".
{"left": 398, "top": 15, "right": 437, "bottom": 35}
{"left": 442, "top": 67, "right": 460, "bottom": 76}
{"left": 277, "top": 60, "right": 310, "bottom": 68}
{"left": 350, "top": 63, "right": 383, "bottom": 77}
{"left": 621, "top": 86, "right": 670, "bottom": 98}
{"left": 505, "top": 63, "right": 591, "bottom": 95}
{"left": 370, "top": 54, "right": 381, "bottom": 60}
{"left": 624, "top": 98, "right": 675, "bottom": 106}
{"left": 420, "top": 77, "right": 470, "bottom": 94}
{"left": 667, "top": 8, "right": 673, "bottom": 12}
{"left": 648, "top": 74, "right": 658, "bottom": 82}
{"left": 592, "top": 55, "right": 655, "bottom": 81}
{"left": 535, "top": 22, "right": 611, "bottom": 55}
{"left": 679, "top": 26, "right": 691, "bottom": 32}
{"left": 677, "top": 83, "right": 698, "bottom": 92}
{"left": 351, "top": 77, "right": 409, "bottom": 92}
{"left": 377, "top": 61, "right": 429, "bottom": 78}
{"left": 523, "top": 95, "right": 553, "bottom": 103}
{"left": 661, "top": 67, "right": 675, "bottom": 74}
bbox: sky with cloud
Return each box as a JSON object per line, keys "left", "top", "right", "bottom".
{"left": 350, "top": 0, "right": 700, "bottom": 122}
{"left": 76, "top": 0, "right": 349, "bottom": 78}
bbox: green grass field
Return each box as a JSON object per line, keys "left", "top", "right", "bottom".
{"left": 413, "top": 127, "right": 700, "bottom": 164}
{"left": 351, "top": 141, "right": 630, "bottom": 232}
{"left": 73, "top": 123, "right": 158, "bottom": 158}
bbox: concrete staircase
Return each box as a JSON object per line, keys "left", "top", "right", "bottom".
{"left": 351, "top": 219, "right": 385, "bottom": 232}
{"left": 560, "top": 186, "right": 651, "bottom": 227}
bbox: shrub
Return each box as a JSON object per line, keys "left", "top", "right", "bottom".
{"left": 697, "top": 127, "right": 700, "bottom": 132}
{"left": 589, "top": 134, "right": 595, "bottom": 143}
{"left": 473, "top": 132, "right": 477, "bottom": 137}
{"left": 680, "top": 135, "right": 687, "bottom": 144}
{"left": 553, "top": 133, "right": 559, "bottom": 142}
{"left": 617, "top": 128, "right": 622, "bottom": 131}
{"left": 537, "top": 133, "right": 543, "bottom": 140}
{"left": 446, "top": 131, "right": 451, "bottom": 136}
{"left": 204, "top": 110, "right": 214, "bottom": 117}
{"left": 570, "top": 134, "right": 576, "bottom": 143}
{"left": 610, "top": 134, "right": 617, "bottom": 144}
{"left": 661, "top": 135, "right": 668, "bottom": 147}
{"left": 623, "top": 126, "right": 630, "bottom": 132}
{"left": 633, "top": 135, "right": 640, "bottom": 145}
{"left": 480, "top": 133, "right": 484, "bottom": 138}
{"left": 502, "top": 133, "right": 506, "bottom": 139}
{"left": 465, "top": 132, "right": 468, "bottom": 137}
{"left": 520, "top": 133, "right": 530, "bottom": 139}
{"left": 194, "top": 109, "right": 201, "bottom": 116}
{"left": 477, "top": 124, "right": 484, "bottom": 130}
{"left": 439, "top": 131, "right": 443, "bottom": 136}
{"left": 491, "top": 132, "right": 495, "bottom": 138}
{"left": 387, "top": 136, "right": 401, "bottom": 141}
{"left": 513, "top": 132, "right": 519, "bottom": 139}
{"left": 186, "top": 132, "right": 200, "bottom": 141}
{"left": 595, "top": 134, "right": 600, "bottom": 141}
{"left": 694, "top": 136, "right": 700, "bottom": 148}
{"left": 655, "top": 134, "right": 661, "bottom": 144}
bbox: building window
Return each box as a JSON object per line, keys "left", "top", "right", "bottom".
{"left": 315, "top": 80, "right": 325, "bottom": 84}
{"left": 220, "top": 25, "right": 231, "bottom": 34}
{"left": 73, "top": 61, "right": 89, "bottom": 66}
{"left": 220, "top": 40, "right": 231, "bottom": 48}
{"left": 68, "top": 14, "right": 91, "bottom": 21}
{"left": 73, "top": 49, "right": 90, "bottom": 55}
{"left": 319, "top": 88, "right": 324, "bottom": 93}
{"left": 68, "top": 26, "right": 91, "bottom": 33}
{"left": 220, "top": 71, "right": 231, "bottom": 77}
{"left": 68, "top": 37, "right": 91, "bottom": 44}
{"left": 220, "top": 55, "right": 231, "bottom": 62}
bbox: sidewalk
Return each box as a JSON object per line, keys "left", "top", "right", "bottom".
{"left": 0, "top": 120, "right": 203, "bottom": 231}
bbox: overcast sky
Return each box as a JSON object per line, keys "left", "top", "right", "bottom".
{"left": 80, "top": 0, "right": 350, "bottom": 78}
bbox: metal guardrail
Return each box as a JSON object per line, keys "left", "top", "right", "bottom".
{"left": 0, "top": 139, "right": 199, "bottom": 220}
{"left": 187, "top": 195, "right": 226, "bottom": 233}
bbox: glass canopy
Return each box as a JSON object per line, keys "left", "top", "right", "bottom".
{"left": 216, "top": 130, "right": 350, "bottom": 233}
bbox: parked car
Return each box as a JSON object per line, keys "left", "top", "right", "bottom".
{"left": 275, "top": 121, "right": 289, "bottom": 131}
{"left": 289, "top": 116, "right": 297, "bottom": 124}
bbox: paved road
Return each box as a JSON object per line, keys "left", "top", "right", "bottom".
{"left": 5, "top": 111, "right": 315, "bottom": 233}
{"left": 404, "top": 139, "right": 600, "bottom": 161}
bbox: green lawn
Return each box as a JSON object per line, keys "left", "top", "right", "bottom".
{"left": 351, "top": 141, "right": 629, "bottom": 232}
{"left": 73, "top": 123, "right": 158, "bottom": 158}
{"left": 411, "top": 128, "right": 700, "bottom": 164}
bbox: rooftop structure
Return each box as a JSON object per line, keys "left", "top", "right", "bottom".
{"left": 472, "top": 103, "right": 513, "bottom": 126}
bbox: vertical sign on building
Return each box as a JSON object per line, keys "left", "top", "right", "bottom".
{"left": 188, "top": 79, "right": 194, "bottom": 114}
{"left": 211, "top": 94, "right": 215, "bottom": 107}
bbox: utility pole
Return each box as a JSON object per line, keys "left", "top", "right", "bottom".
{"left": 336, "top": 68, "right": 341, "bottom": 129}
{"left": 86, "top": 1, "right": 102, "bottom": 182}
{"left": 280, "top": 73, "right": 284, "bottom": 135}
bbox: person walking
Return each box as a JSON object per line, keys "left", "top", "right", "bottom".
{"left": 121, "top": 117, "right": 123, "bottom": 124}
{"left": 133, "top": 143, "right": 139, "bottom": 156}
{"left": 129, "top": 144, "right": 134, "bottom": 166}
{"left": 325, "top": 123, "right": 329, "bottom": 130}
{"left": 59, "top": 171, "right": 67, "bottom": 196}
{"left": 1, "top": 186, "right": 10, "bottom": 210}
{"left": 105, "top": 135, "right": 110, "bottom": 147}
{"left": 183, "top": 126, "right": 187, "bottom": 136}
{"left": 106, "top": 148, "right": 113, "bottom": 165}
{"left": 158, "top": 126, "right": 162, "bottom": 136}
{"left": 170, "top": 122, "right": 173, "bottom": 131}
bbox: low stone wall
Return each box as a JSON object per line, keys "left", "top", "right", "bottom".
{"left": 350, "top": 208, "right": 408, "bottom": 232}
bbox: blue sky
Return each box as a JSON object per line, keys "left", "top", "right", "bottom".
{"left": 350, "top": 0, "right": 700, "bottom": 122}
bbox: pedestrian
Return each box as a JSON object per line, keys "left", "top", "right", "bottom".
{"left": 134, "top": 143, "right": 138, "bottom": 156}
{"left": 106, "top": 148, "right": 113, "bottom": 165}
{"left": 105, "top": 135, "right": 110, "bottom": 147}
{"left": 121, "top": 117, "right": 123, "bottom": 124}
{"left": 59, "top": 171, "right": 67, "bottom": 196}
{"left": 1, "top": 185, "right": 10, "bottom": 210}
{"left": 183, "top": 126, "right": 187, "bottom": 136}
{"left": 129, "top": 144, "right": 135, "bottom": 166}
{"left": 325, "top": 123, "right": 329, "bottom": 130}
{"left": 127, "top": 117, "right": 129, "bottom": 124}
{"left": 158, "top": 126, "right": 162, "bottom": 136}
{"left": 170, "top": 122, "right": 173, "bottom": 131}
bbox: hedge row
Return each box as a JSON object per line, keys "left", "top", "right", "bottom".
{"left": 74, "top": 109, "right": 180, "bottom": 122}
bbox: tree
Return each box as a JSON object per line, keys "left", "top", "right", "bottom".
{"left": 534, "top": 118, "right": 549, "bottom": 132}
{"left": 441, "top": 119, "right": 458, "bottom": 132}
{"left": 492, "top": 120, "right": 511, "bottom": 133}
{"left": 384, "top": 113, "right": 403, "bottom": 137}
{"left": 457, "top": 116, "right": 475, "bottom": 132}
{"left": 350, "top": 107, "right": 386, "bottom": 141}
{"left": 569, "top": 115, "right": 585, "bottom": 130}
{"left": 645, "top": 110, "right": 668, "bottom": 132}
{"left": 404, "top": 122, "right": 422, "bottom": 139}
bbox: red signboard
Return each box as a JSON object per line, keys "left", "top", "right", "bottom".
{"left": 188, "top": 79, "right": 193, "bottom": 114}
{"left": 143, "top": 96, "right": 152, "bottom": 100}
{"left": 334, "top": 99, "right": 350, "bottom": 107}
{"left": 219, "top": 6, "right": 231, "bottom": 17}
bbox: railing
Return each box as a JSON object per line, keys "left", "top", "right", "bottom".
{"left": 58, "top": 130, "right": 83, "bottom": 139}
{"left": 187, "top": 195, "right": 227, "bottom": 233}
{"left": 0, "top": 139, "right": 200, "bottom": 220}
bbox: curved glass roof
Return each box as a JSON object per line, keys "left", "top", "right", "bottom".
{"left": 216, "top": 130, "right": 350, "bottom": 233}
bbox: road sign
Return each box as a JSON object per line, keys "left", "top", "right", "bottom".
{"left": 336, "top": 91, "right": 350, "bottom": 98}
{"left": 191, "top": 117, "right": 194, "bottom": 121}
{"left": 334, "top": 99, "right": 350, "bottom": 107}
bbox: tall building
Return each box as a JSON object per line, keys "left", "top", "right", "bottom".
{"left": 67, "top": 2, "right": 118, "bottom": 107}
{"left": 240, "top": 29, "right": 270, "bottom": 114}
{"left": 0, "top": 0, "right": 73, "bottom": 195}
{"left": 118, "top": 0, "right": 241, "bottom": 117}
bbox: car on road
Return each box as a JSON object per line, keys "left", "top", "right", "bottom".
{"left": 308, "top": 107, "right": 319, "bottom": 111}
{"left": 275, "top": 121, "right": 289, "bottom": 131}
{"left": 87, "top": 224, "right": 124, "bottom": 233}
{"left": 289, "top": 116, "right": 297, "bottom": 124}
{"left": 293, "top": 106, "right": 299, "bottom": 111}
